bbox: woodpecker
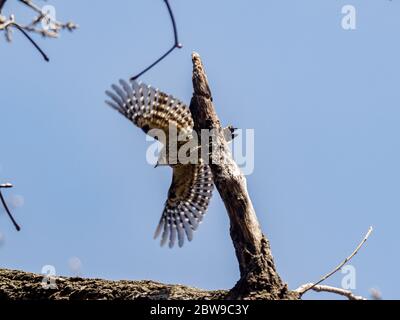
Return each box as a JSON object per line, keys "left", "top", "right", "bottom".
{"left": 106, "top": 80, "right": 219, "bottom": 248}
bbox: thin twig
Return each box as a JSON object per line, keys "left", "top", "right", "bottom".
{"left": 0, "top": 183, "right": 21, "bottom": 231}
{"left": 1, "top": 16, "right": 49, "bottom": 60}
{"left": 13, "top": 22, "right": 49, "bottom": 61}
{"left": 296, "top": 283, "right": 366, "bottom": 300}
{"left": 296, "top": 226, "right": 373, "bottom": 296}
{"left": 19, "top": 0, "right": 42, "bottom": 15}
{"left": 130, "top": 0, "right": 183, "bottom": 81}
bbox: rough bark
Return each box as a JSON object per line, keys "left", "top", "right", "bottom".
{"left": 0, "top": 269, "right": 298, "bottom": 300}
{"left": 189, "top": 52, "right": 291, "bottom": 299}
{"left": 0, "top": 269, "right": 227, "bottom": 300}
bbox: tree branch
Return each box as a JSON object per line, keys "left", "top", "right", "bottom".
{"left": 295, "top": 226, "right": 373, "bottom": 297}
{"left": 295, "top": 283, "right": 366, "bottom": 300}
{"left": 130, "top": 0, "right": 182, "bottom": 81}
{"left": 0, "top": 0, "right": 77, "bottom": 61}
{"left": 189, "top": 52, "right": 293, "bottom": 299}
{"left": 0, "top": 269, "right": 226, "bottom": 300}
{"left": 0, "top": 183, "right": 21, "bottom": 231}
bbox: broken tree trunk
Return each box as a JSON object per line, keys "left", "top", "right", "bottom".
{"left": 189, "top": 52, "right": 291, "bottom": 299}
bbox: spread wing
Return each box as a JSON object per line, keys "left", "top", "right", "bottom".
{"left": 154, "top": 161, "right": 214, "bottom": 248}
{"left": 105, "top": 79, "right": 214, "bottom": 248}
{"left": 105, "top": 79, "right": 193, "bottom": 139}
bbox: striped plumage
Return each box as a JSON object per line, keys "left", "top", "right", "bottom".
{"left": 105, "top": 79, "right": 213, "bottom": 248}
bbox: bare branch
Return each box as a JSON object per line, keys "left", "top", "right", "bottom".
{"left": 0, "top": 183, "right": 21, "bottom": 231}
{"left": 296, "top": 283, "right": 366, "bottom": 300}
{"left": 0, "top": 268, "right": 227, "bottom": 300}
{"left": 13, "top": 22, "right": 50, "bottom": 61}
{"left": 19, "top": 0, "right": 42, "bottom": 14}
{"left": 296, "top": 226, "right": 373, "bottom": 296}
{"left": 0, "top": 0, "right": 77, "bottom": 61}
{"left": 130, "top": 0, "right": 182, "bottom": 81}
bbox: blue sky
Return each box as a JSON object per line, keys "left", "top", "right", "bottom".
{"left": 1, "top": 0, "right": 399, "bottom": 299}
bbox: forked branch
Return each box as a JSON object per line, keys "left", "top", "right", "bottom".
{"left": 0, "top": 0, "right": 77, "bottom": 61}
{"left": 296, "top": 226, "right": 373, "bottom": 299}
{"left": 296, "top": 283, "right": 366, "bottom": 300}
{"left": 130, "top": 0, "right": 182, "bottom": 80}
